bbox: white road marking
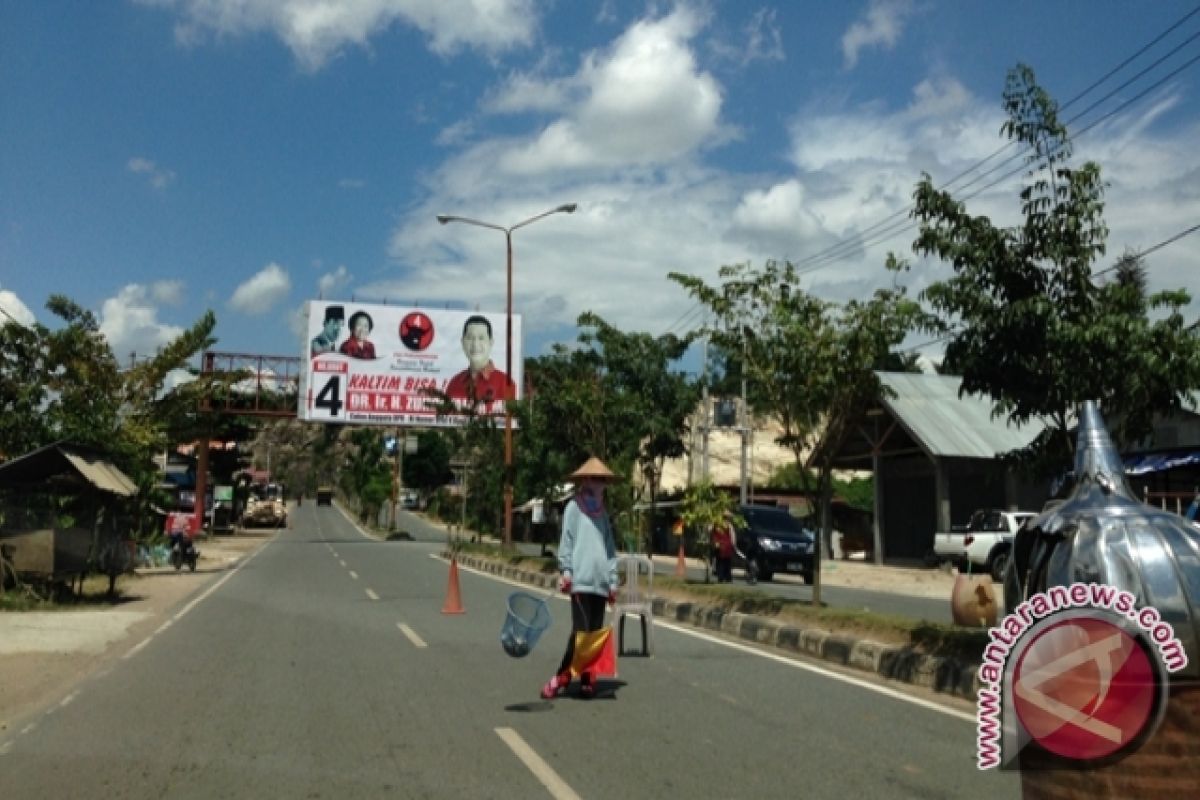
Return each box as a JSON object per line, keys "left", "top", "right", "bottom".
{"left": 0, "top": 741, "right": 12, "bottom": 755}
{"left": 495, "top": 727, "right": 583, "bottom": 800}
{"left": 339, "top": 560, "right": 347, "bottom": 568}
{"left": 20, "top": 723, "right": 36, "bottom": 735}
{"left": 651, "top": 619, "right": 976, "bottom": 723}
{"left": 349, "top": 570, "right": 359, "bottom": 580}
{"left": 59, "top": 691, "right": 79, "bottom": 708}
{"left": 397, "top": 623, "right": 427, "bottom": 648}
{"left": 445, "top": 554, "right": 976, "bottom": 724}
{"left": 122, "top": 531, "right": 277, "bottom": 661}
{"left": 335, "top": 503, "right": 380, "bottom": 541}
{"left": 365, "top": 588, "right": 380, "bottom": 601}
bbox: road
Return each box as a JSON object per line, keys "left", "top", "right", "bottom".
{"left": 0, "top": 504, "right": 1018, "bottom": 799}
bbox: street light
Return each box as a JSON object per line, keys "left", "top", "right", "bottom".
{"left": 436, "top": 203, "right": 577, "bottom": 548}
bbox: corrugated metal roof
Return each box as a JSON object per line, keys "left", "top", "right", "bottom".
{"left": 877, "top": 372, "right": 1046, "bottom": 459}
{"left": 61, "top": 449, "right": 138, "bottom": 497}
{"left": 0, "top": 441, "right": 137, "bottom": 497}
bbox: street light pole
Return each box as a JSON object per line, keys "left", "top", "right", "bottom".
{"left": 436, "top": 203, "right": 577, "bottom": 548}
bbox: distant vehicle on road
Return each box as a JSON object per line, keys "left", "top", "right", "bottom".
{"left": 241, "top": 497, "right": 287, "bottom": 528}
{"left": 316, "top": 487, "right": 334, "bottom": 506}
{"left": 401, "top": 490, "right": 418, "bottom": 509}
{"left": 733, "top": 504, "right": 816, "bottom": 584}
{"left": 932, "top": 508, "right": 1035, "bottom": 581}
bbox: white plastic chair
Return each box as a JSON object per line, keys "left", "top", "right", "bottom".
{"left": 612, "top": 554, "right": 654, "bottom": 656}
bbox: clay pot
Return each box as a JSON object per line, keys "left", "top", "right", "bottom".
{"left": 950, "top": 573, "right": 999, "bottom": 628}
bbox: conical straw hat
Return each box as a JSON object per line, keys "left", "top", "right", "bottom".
{"left": 568, "top": 456, "right": 617, "bottom": 482}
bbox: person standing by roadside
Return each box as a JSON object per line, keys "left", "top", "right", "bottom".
{"left": 711, "top": 514, "right": 735, "bottom": 583}
{"left": 542, "top": 457, "right": 619, "bottom": 700}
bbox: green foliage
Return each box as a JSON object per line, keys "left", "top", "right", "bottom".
{"left": 678, "top": 479, "right": 742, "bottom": 545}
{"left": 513, "top": 312, "right": 699, "bottom": 544}
{"left": 402, "top": 430, "right": 454, "bottom": 496}
{"left": 767, "top": 464, "right": 874, "bottom": 513}
{"left": 912, "top": 64, "right": 1200, "bottom": 473}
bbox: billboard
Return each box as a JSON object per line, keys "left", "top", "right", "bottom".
{"left": 298, "top": 301, "right": 522, "bottom": 428}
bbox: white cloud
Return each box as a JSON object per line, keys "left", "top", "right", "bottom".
{"left": 842, "top": 0, "right": 914, "bottom": 69}
{"left": 162, "top": 369, "right": 197, "bottom": 393}
{"left": 0, "top": 287, "right": 37, "bottom": 326}
{"left": 138, "top": 0, "right": 539, "bottom": 71}
{"left": 729, "top": 179, "right": 825, "bottom": 255}
{"left": 378, "top": 2, "right": 1200, "bottom": 357}
{"left": 230, "top": 263, "right": 292, "bottom": 314}
{"left": 494, "top": 5, "right": 728, "bottom": 174}
{"left": 709, "top": 7, "right": 784, "bottom": 67}
{"left": 151, "top": 280, "right": 186, "bottom": 305}
{"left": 99, "top": 284, "right": 186, "bottom": 360}
{"left": 318, "top": 265, "right": 352, "bottom": 297}
{"left": 127, "top": 156, "right": 177, "bottom": 189}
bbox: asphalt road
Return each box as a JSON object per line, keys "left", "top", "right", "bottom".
{"left": 0, "top": 505, "right": 1018, "bottom": 799}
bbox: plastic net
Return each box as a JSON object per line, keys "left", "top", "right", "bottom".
{"left": 500, "top": 592, "right": 552, "bottom": 658}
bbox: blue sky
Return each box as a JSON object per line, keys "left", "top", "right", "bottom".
{"left": 3, "top": 0, "right": 1199, "bottom": 372}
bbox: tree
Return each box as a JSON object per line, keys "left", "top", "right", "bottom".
{"left": 911, "top": 63, "right": 1200, "bottom": 473}
{"left": 677, "top": 479, "right": 742, "bottom": 583}
{"left": 670, "top": 258, "right": 922, "bottom": 602}
{"left": 513, "top": 313, "right": 699, "bottom": 550}
{"left": 402, "top": 430, "right": 453, "bottom": 499}
{"left": 341, "top": 428, "right": 393, "bottom": 524}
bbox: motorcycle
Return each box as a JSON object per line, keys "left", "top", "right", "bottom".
{"left": 169, "top": 533, "right": 199, "bottom": 572}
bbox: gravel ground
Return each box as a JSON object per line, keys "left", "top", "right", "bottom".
{"left": 0, "top": 531, "right": 272, "bottom": 732}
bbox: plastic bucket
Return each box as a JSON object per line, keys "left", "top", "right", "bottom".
{"left": 501, "top": 592, "right": 552, "bottom": 658}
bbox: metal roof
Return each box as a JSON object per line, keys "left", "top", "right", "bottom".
{"left": 877, "top": 372, "right": 1047, "bottom": 459}
{"left": 0, "top": 441, "right": 137, "bottom": 497}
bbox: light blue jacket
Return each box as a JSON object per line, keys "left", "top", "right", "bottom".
{"left": 557, "top": 499, "right": 617, "bottom": 596}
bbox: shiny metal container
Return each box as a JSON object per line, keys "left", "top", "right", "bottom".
{"left": 1007, "top": 401, "right": 1200, "bottom": 680}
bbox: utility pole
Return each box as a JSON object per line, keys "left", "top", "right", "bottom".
{"left": 701, "top": 332, "right": 710, "bottom": 480}
{"left": 390, "top": 427, "right": 401, "bottom": 531}
{"left": 739, "top": 350, "right": 749, "bottom": 505}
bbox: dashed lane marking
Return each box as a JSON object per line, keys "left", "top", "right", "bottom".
{"left": 495, "top": 727, "right": 583, "bottom": 800}
{"left": 365, "top": 588, "right": 380, "bottom": 601}
{"left": 397, "top": 623, "right": 427, "bottom": 648}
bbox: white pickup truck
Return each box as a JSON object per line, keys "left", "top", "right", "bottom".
{"left": 932, "top": 508, "right": 1035, "bottom": 581}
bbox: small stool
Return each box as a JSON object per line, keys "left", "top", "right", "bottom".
{"left": 612, "top": 554, "right": 654, "bottom": 656}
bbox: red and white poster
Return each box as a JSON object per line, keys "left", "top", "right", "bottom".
{"left": 297, "top": 301, "right": 522, "bottom": 428}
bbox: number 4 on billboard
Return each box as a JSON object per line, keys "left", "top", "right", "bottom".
{"left": 315, "top": 376, "right": 343, "bottom": 417}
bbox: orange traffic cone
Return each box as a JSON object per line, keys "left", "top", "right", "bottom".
{"left": 442, "top": 557, "right": 465, "bottom": 614}
{"left": 675, "top": 541, "right": 687, "bottom": 578}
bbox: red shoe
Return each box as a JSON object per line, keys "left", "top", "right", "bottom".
{"left": 540, "top": 672, "right": 570, "bottom": 700}
{"left": 579, "top": 672, "right": 596, "bottom": 699}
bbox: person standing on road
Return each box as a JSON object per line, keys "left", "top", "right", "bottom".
{"left": 542, "top": 457, "right": 619, "bottom": 700}
{"left": 711, "top": 514, "right": 735, "bottom": 583}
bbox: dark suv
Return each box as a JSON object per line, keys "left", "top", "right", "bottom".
{"left": 734, "top": 504, "right": 816, "bottom": 584}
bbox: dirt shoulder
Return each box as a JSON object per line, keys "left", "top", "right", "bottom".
{"left": 0, "top": 532, "right": 272, "bottom": 734}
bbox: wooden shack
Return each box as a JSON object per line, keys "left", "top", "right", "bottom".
{"left": 0, "top": 441, "right": 137, "bottom": 589}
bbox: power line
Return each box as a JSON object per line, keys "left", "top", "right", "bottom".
{"left": 657, "top": 5, "right": 1200, "bottom": 337}
{"left": 904, "top": 220, "right": 1200, "bottom": 354}
{"left": 795, "top": 46, "right": 1200, "bottom": 279}
{"left": 791, "top": 9, "right": 1200, "bottom": 277}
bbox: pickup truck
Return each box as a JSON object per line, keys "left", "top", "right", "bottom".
{"left": 932, "top": 509, "right": 1035, "bottom": 581}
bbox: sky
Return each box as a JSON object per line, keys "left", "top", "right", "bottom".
{"left": 3, "top": 0, "right": 1200, "bottom": 375}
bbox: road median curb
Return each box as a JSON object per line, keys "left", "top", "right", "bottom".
{"left": 450, "top": 552, "right": 981, "bottom": 701}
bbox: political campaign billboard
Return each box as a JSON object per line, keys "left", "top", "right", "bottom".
{"left": 298, "top": 301, "right": 521, "bottom": 428}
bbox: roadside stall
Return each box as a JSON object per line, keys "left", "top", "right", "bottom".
{"left": 0, "top": 441, "right": 138, "bottom": 597}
